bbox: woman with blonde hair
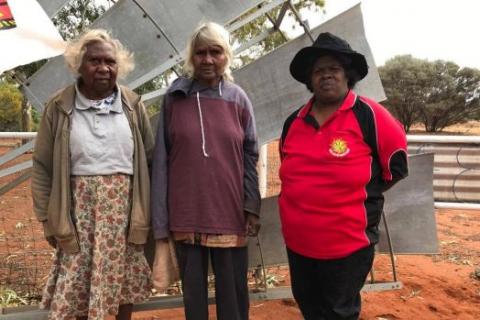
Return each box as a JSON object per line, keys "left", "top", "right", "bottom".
{"left": 151, "top": 21, "right": 261, "bottom": 320}
{"left": 32, "top": 29, "right": 153, "bottom": 320}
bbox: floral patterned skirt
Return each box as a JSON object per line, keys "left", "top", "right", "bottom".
{"left": 40, "top": 175, "right": 152, "bottom": 320}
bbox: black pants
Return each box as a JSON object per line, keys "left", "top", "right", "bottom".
{"left": 287, "top": 245, "right": 375, "bottom": 320}
{"left": 176, "top": 243, "right": 249, "bottom": 320}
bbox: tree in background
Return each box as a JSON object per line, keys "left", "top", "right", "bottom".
{"left": 0, "top": 83, "right": 23, "bottom": 131}
{"left": 232, "top": 0, "right": 324, "bottom": 66}
{"left": 379, "top": 55, "right": 480, "bottom": 132}
{"left": 53, "top": 0, "right": 107, "bottom": 40}
{"left": 422, "top": 61, "right": 480, "bottom": 132}
{"left": 379, "top": 55, "right": 427, "bottom": 132}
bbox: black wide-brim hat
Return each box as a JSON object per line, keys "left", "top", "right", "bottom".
{"left": 290, "top": 32, "right": 369, "bottom": 84}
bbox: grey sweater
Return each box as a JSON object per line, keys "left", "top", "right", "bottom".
{"left": 150, "top": 77, "right": 261, "bottom": 239}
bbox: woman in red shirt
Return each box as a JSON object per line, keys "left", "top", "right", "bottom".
{"left": 279, "top": 32, "right": 408, "bottom": 320}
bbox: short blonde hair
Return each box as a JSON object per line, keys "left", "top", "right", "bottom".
{"left": 64, "top": 29, "right": 134, "bottom": 79}
{"left": 183, "top": 22, "right": 234, "bottom": 82}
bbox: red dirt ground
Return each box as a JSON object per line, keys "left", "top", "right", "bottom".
{"left": 131, "top": 208, "right": 480, "bottom": 320}
{"left": 1, "top": 139, "right": 479, "bottom": 319}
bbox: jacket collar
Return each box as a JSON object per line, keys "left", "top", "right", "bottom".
{"left": 167, "top": 76, "right": 224, "bottom": 96}
{"left": 53, "top": 84, "right": 76, "bottom": 115}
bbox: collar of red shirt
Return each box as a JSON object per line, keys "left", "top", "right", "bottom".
{"left": 297, "top": 90, "right": 358, "bottom": 118}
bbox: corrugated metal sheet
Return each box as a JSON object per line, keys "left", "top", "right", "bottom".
{"left": 408, "top": 142, "right": 480, "bottom": 202}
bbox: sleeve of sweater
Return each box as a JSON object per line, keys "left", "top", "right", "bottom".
{"left": 240, "top": 89, "right": 261, "bottom": 216}
{"left": 150, "top": 97, "right": 169, "bottom": 239}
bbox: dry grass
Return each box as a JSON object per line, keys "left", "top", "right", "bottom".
{"left": 410, "top": 120, "right": 480, "bottom": 135}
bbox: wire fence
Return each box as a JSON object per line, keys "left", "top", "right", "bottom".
{"left": 1, "top": 136, "right": 479, "bottom": 305}
{"left": 0, "top": 139, "right": 287, "bottom": 305}
{"left": 0, "top": 143, "right": 52, "bottom": 303}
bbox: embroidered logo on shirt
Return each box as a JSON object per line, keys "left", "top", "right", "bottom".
{"left": 329, "top": 138, "right": 350, "bottom": 157}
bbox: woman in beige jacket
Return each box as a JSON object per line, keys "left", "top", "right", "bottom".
{"left": 32, "top": 29, "right": 154, "bottom": 320}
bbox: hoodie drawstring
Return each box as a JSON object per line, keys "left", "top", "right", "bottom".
{"left": 196, "top": 91, "right": 209, "bottom": 157}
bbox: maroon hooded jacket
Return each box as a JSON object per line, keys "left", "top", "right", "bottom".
{"left": 151, "top": 77, "right": 261, "bottom": 239}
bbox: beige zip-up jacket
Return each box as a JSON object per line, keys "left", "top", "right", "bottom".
{"left": 32, "top": 84, "right": 154, "bottom": 254}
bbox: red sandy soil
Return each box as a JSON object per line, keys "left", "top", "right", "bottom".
{"left": 130, "top": 208, "right": 480, "bottom": 320}
{"left": 1, "top": 136, "right": 479, "bottom": 319}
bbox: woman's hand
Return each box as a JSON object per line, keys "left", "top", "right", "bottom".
{"left": 245, "top": 213, "right": 261, "bottom": 237}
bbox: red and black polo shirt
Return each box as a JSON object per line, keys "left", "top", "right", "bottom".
{"left": 279, "top": 90, "right": 408, "bottom": 259}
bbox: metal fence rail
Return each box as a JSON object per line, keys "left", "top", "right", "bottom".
{"left": 2, "top": 134, "right": 480, "bottom": 203}
{"left": 408, "top": 135, "right": 480, "bottom": 203}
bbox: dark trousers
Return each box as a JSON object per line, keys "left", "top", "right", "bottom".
{"left": 176, "top": 243, "right": 249, "bottom": 320}
{"left": 287, "top": 245, "right": 375, "bottom": 320}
